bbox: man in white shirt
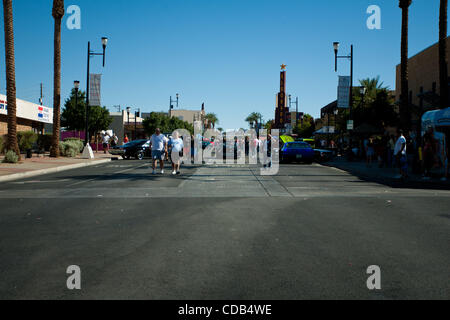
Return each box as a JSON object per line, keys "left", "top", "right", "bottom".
{"left": 394, "top": 129, "right": 407, "bottom": 179}
{"left": 169, "top": 131, "right": 184, "bottom": 175}
{"left": 150, "top": 128, "right": 168, "bottom": 175}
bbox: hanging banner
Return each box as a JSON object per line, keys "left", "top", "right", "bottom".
{"left": 89, "top": 74, "right": 102, "bottom": 106}
{"left": 337, "top": 76, "right": 350, "bottom": 109}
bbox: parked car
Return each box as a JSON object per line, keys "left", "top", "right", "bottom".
{"left": 298, "top": 138, "right": 316, "bottom": 149}
{"left": 314, "top": 149, "right": 334, "bottom": 163}
{"left": 280, "top": 141, "right": 314, "bottom": 164}
{"left": 110, "top": 139, "right": 151, "bottom": 160}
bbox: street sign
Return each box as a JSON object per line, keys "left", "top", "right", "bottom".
{"left": 337, "top": 76, "right": 351, "bottom": 108}
{"left": 347, "top": 120, "right": 354, "bottom": 130}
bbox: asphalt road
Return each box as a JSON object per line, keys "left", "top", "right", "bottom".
{"left": 0, "top": 160, "right": 449, "bottom": 299}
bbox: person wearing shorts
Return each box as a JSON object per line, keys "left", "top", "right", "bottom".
{"left": 150, "top": 128, "right": 168, "bottom": 175}
{"left": 170, "top": 131, "right": 184, "bottom": 175}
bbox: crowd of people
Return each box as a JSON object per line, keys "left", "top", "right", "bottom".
{"left": 340, "top": 128, "right": 449, "bottom": 181}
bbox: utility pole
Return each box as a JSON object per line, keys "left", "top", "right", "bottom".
{"left": 39, "top": 83, "right": 43, "bottom": 106}
{"left": 39, "top": 83, "right": 44, "bottom": 136}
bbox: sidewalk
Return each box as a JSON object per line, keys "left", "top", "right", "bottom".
{"left": 0, "top": 152, "right": 117, "bottom": 182}
{"left": 325, "top": 156, "right": 450, "bottom": 189}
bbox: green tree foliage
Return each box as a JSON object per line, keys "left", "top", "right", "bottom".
{"left": 89, "top": 106, "right": 113, "bottom": 136}
{"left": 293, "top": 114, "right": 315, "bottom": 138}
{"left": 61, "top": 88, "right": 86, "bottom": 131}
{"left": 61, "top": 88, "right": 112, "bottom": 136}
{"left": 349, "top": 76, "right": 398, "bottom": 129}
{"left": 245, "top": 112, "right": 262, "bottom": 128}
{"left": 143, "top": 112, "right": 194, "bottom": 135}
{"left": 205, "top": 113, "right": 219, "bottom": 129}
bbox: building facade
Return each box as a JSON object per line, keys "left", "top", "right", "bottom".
{"left": 0, "top": 94, "right": 53, "bottom": 136}
{"left": 109, "top": 110, "right": 145, "bottom": 145}
{"left": 395, "top": 36, "right": 450, "bottom": 112}
{"left": 168, "top": 108, "right": 205, "bottom": 126}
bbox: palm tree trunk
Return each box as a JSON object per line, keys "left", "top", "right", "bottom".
{"left": 399, "top": 1, "right": 412, "bottom": 130}
{"left": 50, "top": 0, "right": 64, "bottom": 157}
{"left": 439, "top": 0, "right": 449, "bottom": 109}
{"left": 2, "top": 0, "right": 20, "bottom": 159}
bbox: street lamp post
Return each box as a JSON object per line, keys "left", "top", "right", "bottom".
{"left": 84, "top": 37, "right": 108, "bottom": 147}
{"left": 359, "top": 86, "right": 367, "bottom": 109}
{"left": 74, "top": 80, "right": 80, "bottom": 108}
{"left": 333, "top": 42, "right": 353, "bottom": 117}
{"left": 134, "top": 108, "right": 140, "bottom": 140}
{"left": 289, "top": 95, "right": 299, "bottom": 128}
{"left": 170, "top": 94, "right": 180, "bottom": 109}
{"left": 126, "top": 106, "right": 131, "bottom": 140}
{"left": 74, "top": 80, "right": 80, "bottom": 134}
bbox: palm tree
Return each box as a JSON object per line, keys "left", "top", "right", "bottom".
{"left": 399, "top": 0, "right": 412, "bottom": 129}
{"left": 357, "top": 76, "right": 390, "bottom": 105}
{"left": 245, "top": 112, "right": 262, "bottom": 129}
{"left": 205, "top": 113, "right": 218, "bottom": 129}
{"left": 50, "top": 0, "right": 65, "bottom": 158}
{"left": 439, "top": 0, "right": 448, "bottom": 109}
{"left": 2, "top": 0, "right": 20, "bottom": 159}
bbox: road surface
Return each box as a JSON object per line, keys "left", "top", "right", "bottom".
{"left": 0, "top": 161, "right": 449, "bottom": 299}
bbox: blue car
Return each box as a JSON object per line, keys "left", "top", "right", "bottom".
{"left": 280, "top": 141, "right": 314, "bottom": 164}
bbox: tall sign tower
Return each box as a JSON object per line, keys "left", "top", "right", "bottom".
{"left": 275, "top": 64, "right": 290, "bottom": 130}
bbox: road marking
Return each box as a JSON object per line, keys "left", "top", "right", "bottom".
{"left": 10, "top": 179, "right": 71, "bottom": 185}
{"left": 66, "top": 163, "right": 149, "bottom": 187}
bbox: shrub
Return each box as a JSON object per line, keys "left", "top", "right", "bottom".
{"left": 37, "top": 134, "right": 53, "bottom": 152}
{"left": 59, "top": 140, "right": 82, "bottom": 158}
{"left": 2, "top": 150, "right": 19, "bottom": 163}
{"left": 63, "top": 138, "right": 84, "bottom": 153}
{"left": 17, "top": 131, "right": 38, "bottom": 152}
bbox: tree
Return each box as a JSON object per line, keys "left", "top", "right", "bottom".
{"left": 439, "top": 0, "right": 448, "bottom": 108}
{"left": 143, "top": 112, "right": 194, "bottom": 136}
{"left": 399, "top": 0, "right": 412, "bottom": 129}
{"left": 245, "top": 112, "right": 262, "bottom": 128}
{"left": 50, "top": 0, "right": 65, "bottom": 157}
{"left": 264, "top": 119, "right": 274, "bottom": 131}
{"left": 205, "top": 113, "right": 219, "bottom": 129}
{"left": 293, "top": 114, "right": 315, "bottom": 138}
{"left": 350, "top": 77, "right": 398, "bottom": 129}
{"left": 89, "top": 106, "right": 112, "bottom": 147}
{"left": 61, "top": 88, "right": 86, "bottom": 133}
{"left": 2, "top": 0, "right": 20, "bottom": 159}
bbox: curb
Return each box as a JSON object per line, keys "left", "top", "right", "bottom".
{"left": 0, "top": 158, "right": 112, "bottom": 183}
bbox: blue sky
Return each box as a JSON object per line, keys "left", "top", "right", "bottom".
{"left": 0, "top": 0, "right": 446, "bottom": 129}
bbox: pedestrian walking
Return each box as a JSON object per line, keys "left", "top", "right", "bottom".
{"left": 170, "top": 131, "right": 184, "bottom": 175}
{"left": 124, "top": 134, "right": 129, "bottom": 144}
{"left": 102, "top": 131, "right": 110, "bottom": 154}
{"left": 394, "top": 129, "right": 408, "bottom": 180}
{"left": 150, "top": 128, "right": 168, "bottom": 175}
{"left": 388, "top": 135, "right": 395, "bottom": 167}
{"left": 366, "top": 138, "right": 375, "bottom": 168}
{"left": 423, "top": 127, "right": 437, "bottom": 180}
{"left": 111, "top": 134, "right": 119, "bottom": 148}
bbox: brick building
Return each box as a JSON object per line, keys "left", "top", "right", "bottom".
{"left": 0, "top": 94, "right": 53, "bottom": 136}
